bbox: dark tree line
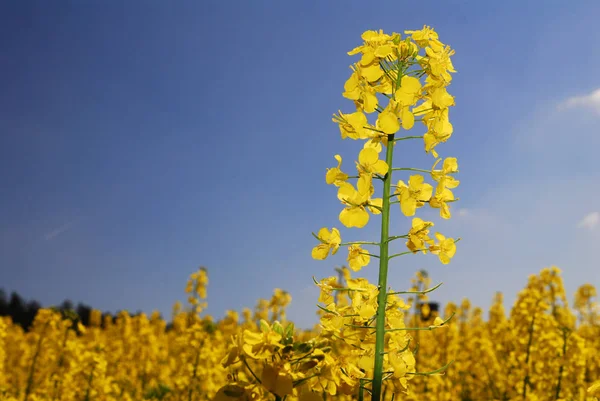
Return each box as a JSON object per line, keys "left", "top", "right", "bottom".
{"left": 0, "top": 288, "right": 438, "bottom": 333}
{"left": 0, "top": 288, "right": 155, "bottom": 331}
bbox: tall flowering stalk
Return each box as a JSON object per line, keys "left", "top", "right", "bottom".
{"left": 311, "top": 26, "right": 460, "bottom": 401}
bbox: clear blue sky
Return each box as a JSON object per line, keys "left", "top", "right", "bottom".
{"left": 1, "top": 1, "right": 599, "bottom": 329}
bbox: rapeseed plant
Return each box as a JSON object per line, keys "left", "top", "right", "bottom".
{"left": 311, "top": 26, "right": 459, "bottom": 401}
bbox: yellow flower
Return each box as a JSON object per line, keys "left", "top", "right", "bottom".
{"left": 377, "top": 110, "right": 400, "bottom": 134}
{"left": 404, "top": 25, "right": 440, "bottom": 48}
{"left": 338, "top": 360, "right": 366, "bottom": 389}
{"left": 399, "top": 106, "right": 415, "bottom": 130}
{"left": 333, "top": 110, "right": 369, "bottom": 140}
{"left": 378, "top": 98, "right": 416, "bottom": 133}
{"left": 342, "top": 69, "right": 379, "bottom": 113}
{"left": 315, "top": 356, "right": 341, "bottom": 395}
{"left": 394, "top": 76, "right": 422, "bottom": 106}
{"left": 221, "top": 335, "right": 243, "bottom": 368}
{"left": 317, "top": 277, "right": 338, "bottom": 304}
{"left": 588, "top": 380, "right": 600, "bottom": 395}
{"left": 342, "top": 69, "right": 362, "bottom": 99}
{"left": 357, "top": 302, "right": 376, "bottom": 320}
{"left": 311, "top": 227, "right": 342, "bottom": 260}
{"left": 242, "top": 325, "right": 282, "bottom": 359}
{"left": 422, "top": 110, "right": 453, "bottom": 157}
{"left": 346, "top": 30, "right": 399, "bottom": 85}
{"left": 389, "top": 349, "right": 415, "bottom": 379}
{"left": 325, "top": 155, "right": 349, "bottom": 186}
{"left": 337, "top": 175, "right": 377, "bottom": 228}
{"left": 395, "top": 175, "right": 433, "bottom": 217}
{"left": 430, "top": 87, "right": 455, "bottom": 109}
{"left": 261, "top": 364, "right": 294, "bottom": 397}
{"left": 406, "top": 218, "right": 434, "bottom": 254}
{"left": 367, "top": 197, "right": 383, "bottom": 215}
{"left": 360, "top": 63, "right": 384, "bottom": 82}
{"left": 429, "top": 233, "right": 456, "bottom": 264}
{"left": 347, "top": 245, "right": 370, "bottom": 272}
{"left": 431, "top": 157, "right": 459, "bottom": 193}
{"left": 363, "top": 129, "right": 389, "bottom": 153}
{"left": 319, "top": 303, "right": 345, "bottom": 333}
{"left": 356, "top": 148, "right": 389, "bottom": 177}
{"left": 425, "top": 45, "right": 456, "bottom": 83}
{"left": 347, "top": 30, "right": 396, "bottom": 63}
{"left": 429, "top": 187, "right": 454, "bottom": 219}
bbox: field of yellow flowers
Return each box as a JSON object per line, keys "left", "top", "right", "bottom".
{"left": 1, "top": 26, "right": 599, "bottom": 401}
{"left": 0, "top": 267, "right": 598, "bottom": 401}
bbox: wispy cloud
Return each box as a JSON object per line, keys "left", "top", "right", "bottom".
{"left": 577, "top": 212, "right": 599, "bottom": 231}
{"left": 44, "top": 219, "right": 81, "bottom": 240}
{"left": 457, "top": 208, "right": 469, "bottom": 217}
{"left": 513, "top": 92, "right": 600, "bottom": 161}
{"left": 557, "top": 88, "right": 600, "bottom": 115}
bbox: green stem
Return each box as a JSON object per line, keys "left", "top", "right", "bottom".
{"left": 393, "top": 135, "right": 423, "bottom": 142}
{"left": 407, "top": 360, "right": 454, "bottom": 376}
{"left": 316, "top": 304, "right": 359, "bottom": 317}
{"left": 388, "top": 250, "right": 416, "bottom": 259}
{"left": 388, "top": 282, "right": 443, "bottom": 296}
{"left": 188, "top": 342, "right": 203, "bottom": 401}
{"left": 83, "top": 365, "right": 95, "bottom": 401}
{"left": 385, "top": 235, "right": 408, "bottom": 243}
{"left": 52, "top": 324, "right": 71, "bottom": 401}
{"left": 358, "top": 379, "right": 365, "bottom": 401}
{"left": 522, "top": 314, "right": 536, "bottom": 400}
{"left": 388, "top": 238, "right": 461, "bottom": 260}
{"left": 24, "top": 321, "right": 50, "bottom": 401}
{"left": 242, "top": 358, "right": 262, "bottom": 384}
{"left": 412, "top": 282, "right": 423, "bottom": 373}
{"left": 340, "top": 241, "right": 380, "bottom": 246}
{"left": 334, "top": 267, "right": 343, "bottom": 305}
{"left": 372, "top": 134, "right": 395, "bottom": 401}
{"left": 363, "top": 126, "right": 386, "bottom": 135}
{"left": 367, "top": 203, "right": 383, "bottom": 212}
{"left": 554, "top": 329, "right": 568, "bottom": 400}
{"left": 292, "top": 374, "right": 318, "bottom": 387}
{"left": 391, "top": 167, "right": 431, "bottom": 173}
{"left": 312, "top": 232, "right": 379, "bottom": 247}
{"left": 413, "top": 107, "right": 433, "bottom": 116}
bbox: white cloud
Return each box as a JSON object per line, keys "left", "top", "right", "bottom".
{"left": 44, "top": 219, "right": 80, "bottom": 240}
{"left": 558, "top": 88, "right": 600, "bottom": 115}
{"left": 577, "top": 212, "right": 599, "bottom": 230}
{"left": 513, "top": 94, "right": 600, "bottom": 163}
{"left": 457, "top": 208, "right": 469, "bottom": 217}
{"left": 445, "top": 207, "right": 508, "bottom": 232}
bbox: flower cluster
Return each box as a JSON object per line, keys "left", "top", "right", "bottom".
{"left": 315, "top": 27, "right": 460, "bottom": 275}
{"left": 311, "top": 26, "right": 460, "bottom": 401}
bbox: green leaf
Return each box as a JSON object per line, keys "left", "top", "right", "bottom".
{"left": 284, "top": 322, "right": 295, "bottom": 339}
{"left": 259, "top": 319, "right": 270, "bottom": 333}
{"left": 272, "top": 321, "right": 284, "bottom": 335}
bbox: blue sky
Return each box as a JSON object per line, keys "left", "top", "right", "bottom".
{"left": 1, "top": 1, "right": 599, "bottom": 329}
